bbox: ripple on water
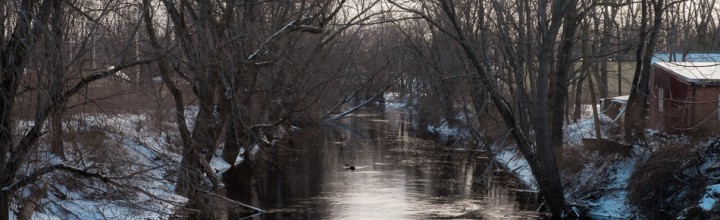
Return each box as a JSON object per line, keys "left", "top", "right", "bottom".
{"left": 224, "top": 109, "right": 541, "bottom": 219}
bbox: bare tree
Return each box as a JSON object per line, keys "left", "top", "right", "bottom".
{"left": 385, "top": 0, "right": 596, "bottom": 216}
{"left": 0, "top": 1, "right": 150, "bottom": 219}
{"left": 142, "top": 0, "right": 368, "bottom": 217}
{"left": 625, "top": 0, "right": 667, "bottom": 140}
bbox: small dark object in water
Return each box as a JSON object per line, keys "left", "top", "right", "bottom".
{"left": 344, "top": 164, "right": 356, "bottom": 171}
{"left": 349, "top": 165, "right": 356, "bottom": 171}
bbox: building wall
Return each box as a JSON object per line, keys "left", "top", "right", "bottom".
{"left": 690, "top": 87, "right": 720, "bottom": 134}
{"left": 649, "top": 65, "right": 692, "bottom": 132}
{"left": 649, "top": 64, "right": 720, "bottom": 135}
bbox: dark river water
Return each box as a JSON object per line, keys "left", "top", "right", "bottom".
{"left": 224, "top": 108, "right": 542, "bottom": 219}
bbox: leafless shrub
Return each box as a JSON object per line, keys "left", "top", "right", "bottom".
{"left": 628, "top": 142, "right": 706, "bottom": 219}
{"left": 558, "top": 142, "right": 627, "bottom": 210}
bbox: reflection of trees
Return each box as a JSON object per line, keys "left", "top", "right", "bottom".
{"left": 227, "top": 110, "right": 540, "bottom": 218}
{"left": 224, "top": 128, "right": 332, "bottom": 219}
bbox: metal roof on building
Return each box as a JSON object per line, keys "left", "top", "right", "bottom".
{"left": 654, "top": 62, "right": 720, "bottom": 84}
{"left": 653, "top": 53, "right": 720, "bottom": 63}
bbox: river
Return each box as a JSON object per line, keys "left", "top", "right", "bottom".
{"left": 223, "top": 108, "right": 542, "bottom": 219}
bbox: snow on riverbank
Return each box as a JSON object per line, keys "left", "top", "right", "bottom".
{"left": 493, "top": 144, "right": 637, "bottom": 219}
{"left": 399, "top": 95, "right": 720, "bottom": 217}
{"left": 564, "top": 114, "right": 635, "bottom": 218}
{"left": 700, "top": 184, "right": 720, "bottom": 210}
{"left": 23, "top": 113, "right": 188, "bottom": 219}
{"left": 564, "top": 114, "right": 614, "bottom": 145}
{"left": 424, "top": 109, "right": 640, "bottom": 218}
{"left": 493, "top": 148, "right": 538, "bottom": 190}
{"left": 585, "top": 158, "right": 635, "bottom": 219}
{"left": 384, "top": 92, "right": 407, "bottom": 109}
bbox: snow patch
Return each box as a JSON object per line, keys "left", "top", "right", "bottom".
{"left": 587, "top": 190, "right": 632, "bottom": 219}
{"left": 564, "top": 114, "right": 614, "bottom": 145}
{"left": 493, "top": 148, "right": 538, "bottom": 190}
{"left": 18, "top": 112, "right": 195, "bottom": 219}
{"left": 383, "top": 92, "right": 407, "bottom": 108}
{"left": 210, "top": 156, "right": 232, "bottom": 174}
{"left": 699, "top": 184, "right": 720, "bottom": 211}
{"left": 586, "top": 158, "right": 636, "bottom": 219}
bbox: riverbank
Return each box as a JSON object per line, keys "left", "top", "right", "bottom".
{"left": 22, "top": 113, "right": 188, "bottom": 219}
{"left": 418, "top": 105, "right": 720, "bottom": 218}
{"left": 19, "top": 96, "right": 720, "bottom": 218}
{"left": 18, "top": 108, "right": 263, "bottom": 219}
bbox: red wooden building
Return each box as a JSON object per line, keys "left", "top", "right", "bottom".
{"left": 649, "top": 62, "right": 720, "bottom": 134}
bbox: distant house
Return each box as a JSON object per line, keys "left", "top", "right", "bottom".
{"left": 648, "top": 62, "right": 720, "bottom": 133}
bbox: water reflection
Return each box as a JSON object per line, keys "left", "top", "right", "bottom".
{"left": 223, "top": 109, "right": 541, "bottom": 219}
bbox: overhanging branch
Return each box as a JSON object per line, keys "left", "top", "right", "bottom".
{"left": 324, "top": 76, "right": 402, "bottom": 122}
{"left": 6, "top": 58, "right": 156, "bottom": 178}
{"left": 2, "top": 164, "right": 110, "bottom": 193}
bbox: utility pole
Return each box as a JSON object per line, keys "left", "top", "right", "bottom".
{"left": 617, "top": 30, "right": 622, "bottom": 95}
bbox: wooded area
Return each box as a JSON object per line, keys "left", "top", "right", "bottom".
{"left": 0, "top": 0, "right": 719, "bottom": 219}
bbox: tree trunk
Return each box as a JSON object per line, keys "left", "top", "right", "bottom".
{"left": 222, "top": 118, "right": 241, "bottom": 165}
{"left": 625, "top": 0, "right": 664, "bottom": 140}
{"left": 633, "top": 0, "right": 664, "bottom": 136}
{"left": 50, "top": 111, "right": 65, "bottom": 159}
{"left": 550, "top": 0, "right": 580, "bottom": 150}
{"left": 598, "top": 60, "right": 609, "bottom": 98}
{"left": 573, "top": 74, "right": 585, "bottom": 122}
{"left": 0, "top": 191, "right": 9, "bottom": 220}
{"left": 588, "top": 69, "right": 604, "bottom": 139}
{"left": 536, "top": 0, "right": 577, "bottom": 216}
{"left": 0, "top": 2, "right": 54, "bottom": 219}
{"left": 430, "top": 0, "right": 569, "bottom": 216}
{"left": 624, "top": 0, "right": 649, "bottom": 140}
{"left": 48, "top": 0, "right": 66, "bottom": 160}
{"left": 144, "top": 2, "right": 224, "bottom": 217}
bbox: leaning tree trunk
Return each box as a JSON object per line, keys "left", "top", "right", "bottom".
{"left": 633, "top": 0, "right": 664, "bottom": 137}
{"left": 550, "top": 0, "right": 580, "bottom": 150}
{"left": 624, "top": 0, "right": 649, "bottom": 140}
{"left": 428, "top": 0, "right": 571, "bottom": 216}
{"left": 625, "top": 0, "right": 664, "bottom": 140}
{"left": 144, "top": 2, "right": 225, "bottom": 217}
{"left": 535, "top": 0, "right": 579, "bottom": 216}
{"left": 0, "top": 1, "right": 55, "bottom": 219}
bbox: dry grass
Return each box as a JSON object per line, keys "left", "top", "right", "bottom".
{"left": 582, "top": 138, "right": 631, "bottom": 157}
